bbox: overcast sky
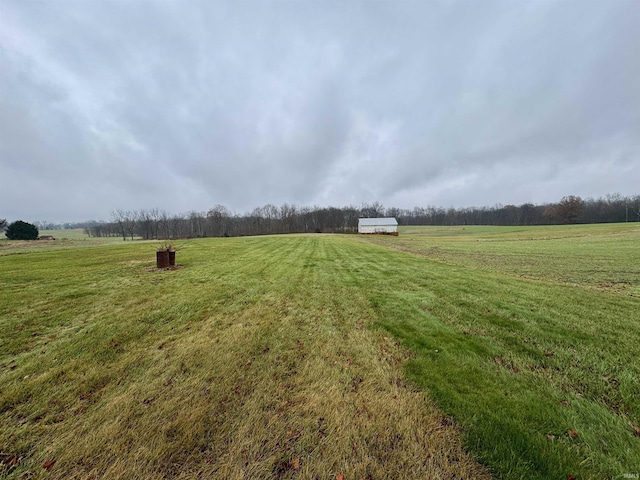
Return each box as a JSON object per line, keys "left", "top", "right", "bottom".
{"left": 1, "top": 0, "right": 638, "bottom": 223}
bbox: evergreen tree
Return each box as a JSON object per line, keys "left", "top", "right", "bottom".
{"left": 5, "top": 220, "right": 39, "bottom": 240}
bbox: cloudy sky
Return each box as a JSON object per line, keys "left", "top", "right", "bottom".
{"left": 1, "top": 0, "right": 638, "bottom": 223}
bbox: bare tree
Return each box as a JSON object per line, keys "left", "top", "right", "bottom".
{"left": 158, "top": 210, "right": 170, "bottom": 239}
{"left": 138, "top": 209, "right": 153, "bottom": 239}
{"left": 123, "top": 211, "right": 137, "bottom": 240}
{"left": 280, "top": 203, "right": 296, "bottom": 233}
{"left": 111, "top": 210, "right": 127, "bottom": 240}
{"left": 360, "top": 201, "right": 385, "bottom": 218}
{"left": 543, "top": 205, "right": 558, "bottom": 225}
{"left": 557, "top": 196, "right": 584, "bottom": 224}
{"left": 187, "top": 211, "right": 205, "bottom": 237}
{"left": 207, "top": 205, "right": 231, "bottom": 237}
{"left": 150, "top": 208, "right": 160, "bottom": 239}
{"left": 170, "top": 214, "right": 183, "bottom": 239}
{"left": 264, "top": 204, "right": 279, "bottom": 234}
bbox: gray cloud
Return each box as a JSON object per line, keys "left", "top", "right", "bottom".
{"left": 1, "top": 0, "right": 638, "bottom": 222}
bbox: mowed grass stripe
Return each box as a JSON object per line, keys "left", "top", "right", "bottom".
{"left": 363, "top": 223, "right": 640, "bottom": 296}
{"left": 353, "top": 228, "right": 640, "bottom": 479}
{"left": 1, "top": 236, "right": 488, "bottom": 479}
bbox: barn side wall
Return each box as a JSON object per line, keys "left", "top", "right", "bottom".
{"left": 358, "top": 225, "right": 398, "bottom": 235}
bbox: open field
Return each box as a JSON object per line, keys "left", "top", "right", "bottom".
{"left": 1, "top": 224, "right": 639, "bottom": 479}
{"left": 37, "top": 229, "right": 141, "bottom": 243}
{"left": 358, "top": 224, "right": 640, "bottom": 478}
{"left": 365, "top": 223, "right": 640, "bottom": 296}
{"left": 0, "top": 235, "right": 487, "bottom": 479}
{"left": 38, "top": 229, "right": 91, "bottom": 240}
{"left": 0, "top": 230, "right": 134, "bottom": 256}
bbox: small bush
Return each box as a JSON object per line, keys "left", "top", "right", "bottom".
{"left": 5, "top": 220, "right": 39, "bottom": 240}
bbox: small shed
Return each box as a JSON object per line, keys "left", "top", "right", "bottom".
{"left": 357, "top": 217, "right": 398, "bottom": 235}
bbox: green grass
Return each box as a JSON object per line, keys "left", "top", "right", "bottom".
{"left": 0, "top": 236, "right": 486, "bottom": 479}
{"left": 1, "top": 225, "right": 639, "bottom": 479}
{"left": 370, "top": 223, "right": 640, "bottom": 296}
{"left": 38, "top": 229, "right": 90, "bottom": 240}
{"left": 0, "top": 230, "right": 138, "bottom": 256}
{"left": 36, "top": 228, "right": 139, "bottom": 241}
{"left": 357, "top": 224, "right": 640, "bottom": 478}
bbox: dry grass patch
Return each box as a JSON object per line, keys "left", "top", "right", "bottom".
{"left": 37, "top": 299, "right": 487, "bottom": 479}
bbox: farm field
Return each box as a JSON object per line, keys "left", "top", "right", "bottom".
{"left": 363, "top": 223, "right": 640, "bottom": 296}
{"left": 37, "top": 228, "right": 139, "bottom": 244}
{"left": 1, "top": 224, "right": 639, "bottom": 479}
{"left": 38, "top": 229, "right": 91, "bottom": 240}
{"left": 0, "top": 229, "right": 127, "bottom": 257}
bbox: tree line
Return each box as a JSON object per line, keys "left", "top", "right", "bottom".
{"left": 66, "top": 193, "right": 640, "bottom": 240}
{"left": 95, "top": 205, "right": 361, "bottom": 240}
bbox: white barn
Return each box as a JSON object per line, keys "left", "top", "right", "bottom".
{"left": 358, "top": 217, "right": 398, "bottom": 235}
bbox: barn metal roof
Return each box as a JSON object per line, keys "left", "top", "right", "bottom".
{"left": 358, "top": 217, "right": 398, "bottom": 226}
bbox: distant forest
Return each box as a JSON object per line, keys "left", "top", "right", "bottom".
{"left": 37, "top": 193, "right": 640, "bottom": 240}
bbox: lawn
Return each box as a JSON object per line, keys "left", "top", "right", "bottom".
{"left": 0, "top": 229, "right": 127, "bottom": 257}
{"left": 1, "top": 224, "right": 639, "bottom": 479}
{"left": 364, "top": 223, "right": 640, "bottom": 295}
{"left": 0, "top": 236, "right": 486, "bottom": 479}
{"left": 358, "top": 224, "right": 640, "bottom": 478}
{"left": 38, "top": 229, "right": 91, "bottom": 240}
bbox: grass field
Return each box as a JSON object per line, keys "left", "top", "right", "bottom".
{"left": 365, "top": 224, "right": 640, "bottom": 296}
{"left": 1, "top": 224, "right": 639, "bottom": 479}
{"left": 0, "top": 230, "right": 133, "bottom": 257}
{"left": 38, "top": 229, "right": 91, "bottom": 240}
